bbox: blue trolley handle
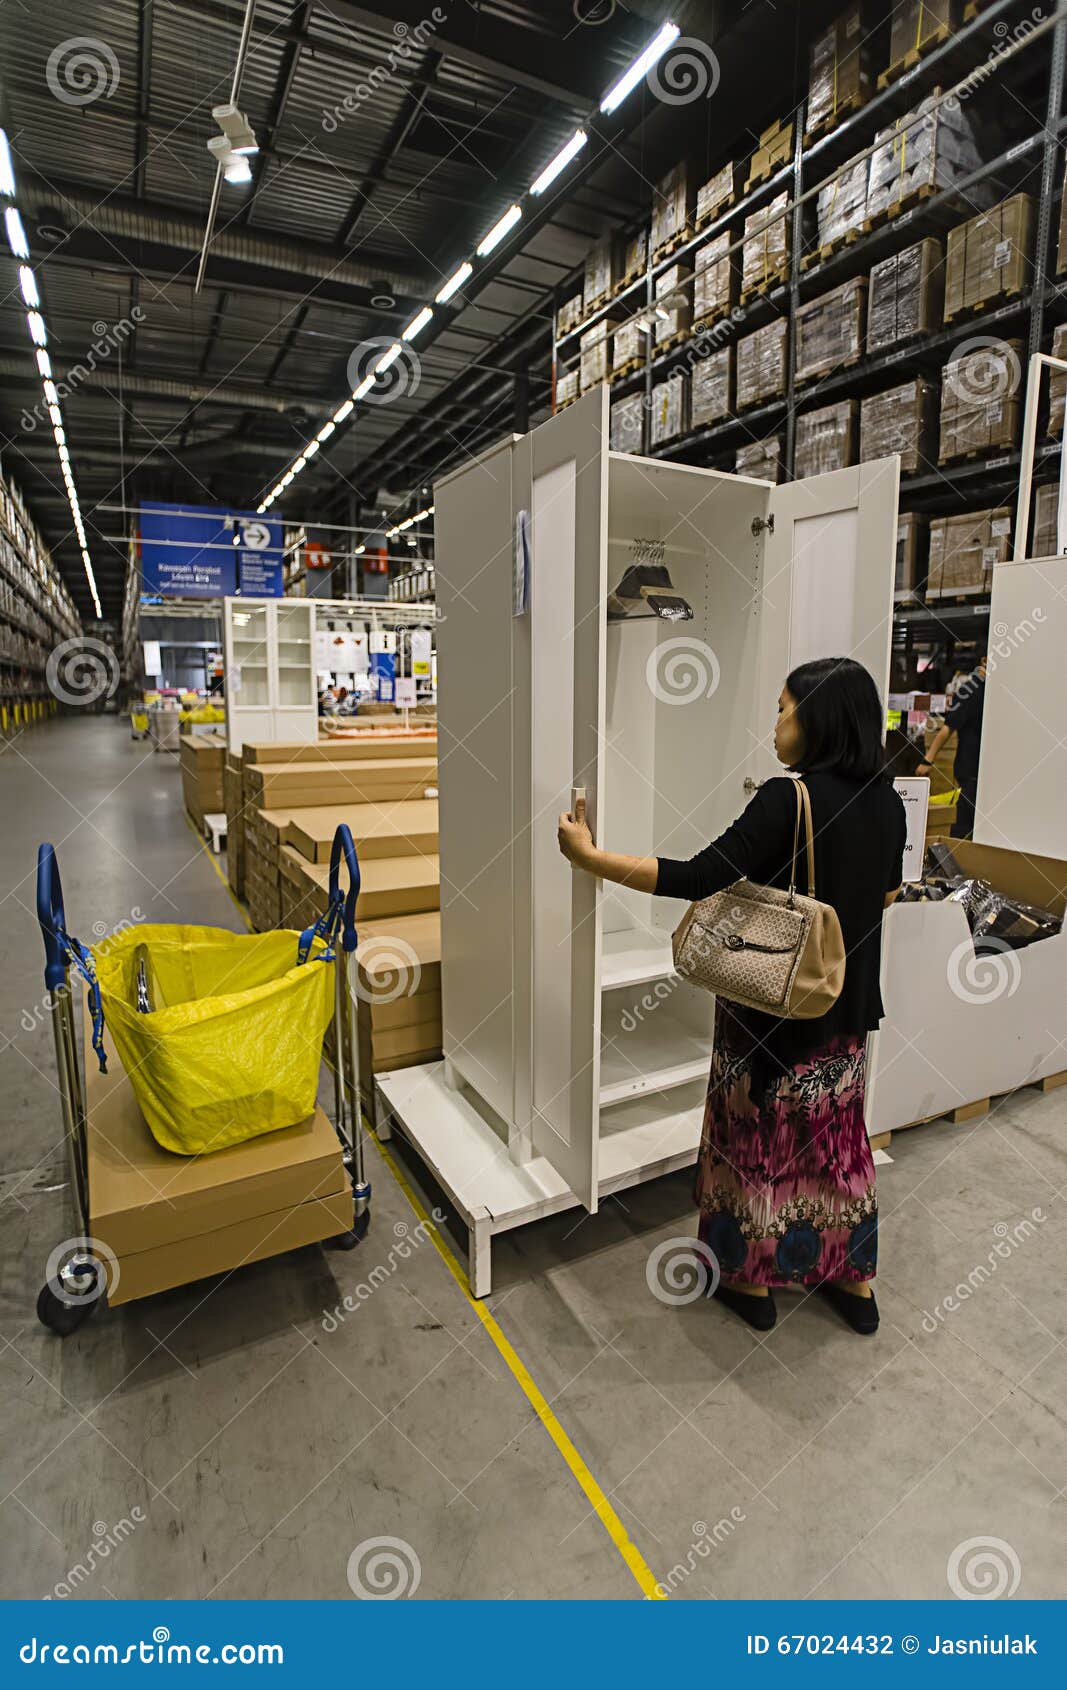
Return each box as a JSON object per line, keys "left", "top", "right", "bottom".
{"left": 330, "top": 825, "right": 361, "bottom": 953}
{"left": 37, "top": 843, "right": 68, "bottom": 994}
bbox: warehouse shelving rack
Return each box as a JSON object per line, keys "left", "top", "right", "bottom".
{"left": 551, "top": 0, "right": 1067, "bottom": 670}
{"left": 0, "top": 465, "right": 81, "bottom": 734}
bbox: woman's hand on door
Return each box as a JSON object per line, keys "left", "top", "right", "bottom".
{"left": 558, "top": 806, "right": 594, "bottom": 867}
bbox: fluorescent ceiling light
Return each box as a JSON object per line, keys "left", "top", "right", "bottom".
{"left": 531, "top": 130, "right": 588, "bottom": 195}
{"left": 333, "top": 398, "right": 354, "bottom": 423}
{"left": 48, "top": 403, "right": 62, "bottom": 427}
{"left": 281, "top": 471, "right": 294, "bottom": 487}
{"left": 36, "top": 348, "right": 51, "bottom": 377}
{"left": 53, "top": 425, "right": 65, "bottom": 445}
{"left": 435, "top": 262, "right": 473, "bottom": 304}
{"left": 18, "top": 265, "right": 39, "bottom": 307}
{"left": 0, "top": 129, "right": 14, "bottom": 197}
{"left": 43, "top": 379, "right": 58, "bottom": 405}
{"left": 374, "top": 342, "right": 402, "bottom": 374}
{"left": 401, "top": 306, "right": 433, "bottom": 341}
{"left": 256, "top": 502, "right": 267, "bottom": 514}
{"left": 316, "top": 420, "right": 336, "bottom": 443}
{"left": 5, "top": 205, "right": 29, "bottom": 258}
{"left": 476, "top": 204, "right": 522, "bottom": 256}
{"left": 291, "top": 456, "right": 307, "bottom": 474}
{"left": 28, "top": 311, "right": 46, "bottom": 346}
{"left": 600, "top": 22, "right": 679, "bottom": 113}
{"left": 353, "top": 373, "right": 376, "bottom": 399}
{"left": 304, "top": 438, "right": 320, "bottom": 458}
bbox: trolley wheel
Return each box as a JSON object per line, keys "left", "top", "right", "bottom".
{"left": 36, "top": 1280, "right": 99, "bottom": 1337}
{"left": 324, "top": 1210, "right": 371, "bottom": 1251}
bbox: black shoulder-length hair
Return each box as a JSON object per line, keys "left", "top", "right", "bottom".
{"left": 785, "top": 656, "right": 886, "bottom": 781}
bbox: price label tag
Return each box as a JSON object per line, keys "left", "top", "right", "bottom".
{"left": 893, "top": 777, "right": 931, "bottom": 883}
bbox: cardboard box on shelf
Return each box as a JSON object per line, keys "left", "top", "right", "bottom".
{"left": 742, "top": 192, "right": 790, "bottom": 292}
{"left": 654, "top": 263, "right": 693, "bottom": 345}
{"left": 241, "top": 735, "right": 435, "bottom": 764}
{"left": 859, "top": 377, "right": 938, "bottom": 472}
{"left": 926, "top": 507, "right": 1011, "bottom": 598}
{"left": 583, "top": 234, "right": 617, "bottom": 313}
{"left": 556, "top": 367, "right": 580, "bottom": 408}
{"left": 866, "top": 91, "right": 983, "bottom": 222}
{"left": 245, "top": 757, "right": 437, "bottom": 810}
{"left": 649, "top": 372, "right": 689, "bottom": 446}
{"left": 895, "top": 510, "right": 929, "bottom": 597}
{"left": 692, "top": 231, "right": 737, "bottom": 323}
{"left": 815, "top": 153, "right": 869, "bottom": 249}
{"left": 280, "top": 844, "right": 439, "bottom": 922}
{"left": 794, "top": 400, "right": 859, "bottom": 479}
{"left": 609, "top": 392, "right": 645, "bottom": 453}
{"left": 579, "top": 316, "right": 621, "bottom": 392}
{"left": 651, "top": 159, "right": 698, "bottom": 255}
{"left": 888, "top": 0, "right": 955, "bottom": 70}
{"left": 807, "top": 4, "right": 871, "bottom": 135}
{"left": 696, "top": 161, "right": 744, "bottom": 227}
{"left": 736, "top": 318, "right": 788, "bottom": 408}
{"left": 747, "top": 118, "right": 794, "bottom": 188}
{"left": 179, "top": 732, "right": 226, "bottom": 829}
{"left": 1049, "top": 321, "right": 1067, "bottom": 433}
{"left": 1031, "top": 481, "right": 1061, "bottom": 559}
{"left": 1058, "top": 171, "right": 1067, "bottom": 273}
{"left": 558, "top": 292, "right": 584, "bottom": 335}
{"left": 286, "top": 798, "right": 439, "bottom": 863}
{"left": 938, "top": 339, "right": 1023, "bottom": 461}
{"left": 619, "top": 225, "right": 648, "bottom": 284}
{"left": 735, "top": 436, "right": 783, "bottom": 483}
{"left": 611, "top": 318, "right": 643, "bottom": 373}
{"left": 794, "top": 276, "right": 867, "bottom": 383}
{"left": 690, "top": 347, "right": 733, "bottom": 429}
{"left": 944, "top": 194, "right": 1033, "bottom": 320}
{"left": 867, "top": 237, "right": 944, "bottom": 352}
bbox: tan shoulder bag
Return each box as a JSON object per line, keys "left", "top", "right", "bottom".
{"left": 671, "top": 779, "right": 846, "bottom": 1019}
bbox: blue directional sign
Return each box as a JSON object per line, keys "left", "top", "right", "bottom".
{"left": 140, "top": 502, "right": 283, "bottom": 598}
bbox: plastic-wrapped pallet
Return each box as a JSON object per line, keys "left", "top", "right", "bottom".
{"left": 610, "top": 392, "right": 645, "bottom": 454}
{"left": 867, "top": 237, "right": 943, "bottom": 353}
{"left": 611, "top": 318, "right": 643, "bottom": 375}
{"left": 693, "top": 232, "right": 735, "bottom": 324}
{"left": 815, "top": 153, "right": 869, "bottom": 249}
{"left": 556, "top": 367, "right": 580, "bottom": 408}
{"left": 579, "top": 317, "right": 620, "bottom": 392}
{"left": 742, "top": 193, "right": 790, "bottom": 293}
{"left": 558, "top": 293, "right": 584, "bottom": 335}
{"left": 696, "top": 161, "right": 743, "bottom": 228}
{"left": 1048, "top": 322, "right": 1067, "bottom": 434}
{"left": 807, "top": 4, "right": 871, "bottom": 136}
{"left": 927, "top": 508, "right": 1012, "bottom": 599}
{"left": 736, "top": 318, "right": 788, "bottom": 408}
{"left": 690, "top": 348, "right": 733, "bottom": 428}
{"left": 889, "top": 0, "right": 954, "bottom": 69}
{"left": 649, "top": 372, "right": 689, "bottom": 446}
{"left": 619, "top": 226, "right": 648, "bottom": 284}
{"left": 651, "top": 160, "right": 697, "bottom": 256}
{"left": 583, "top": 235, "right": 616, "bottom": 313}
{"left": 736, "top": 437, "right": 782, "bottom": 482}
{"left": 866, "top": 92, "right": 983, "bottom": 222}
{"left": 794, "top": 277, "right": 867, "bottom": 383}
{"left": 944, "top": 195, "right": 1033, "bottom": 320}
{"left": 895, "top": 510, "right": 928, "bottom": 598}
{"left": 794, "top": 400, "right": 859, "bottom": 478}
{"left": 859, "top": 377, "right": 937, "bottom": 472}
{"left": 938, "top": 339, "right": 1022, "bottom": 461}
{"left": 655, "top": 263, "right": 693, "bottom": 345}
{"left": 1031, "top": 482, "right": 1061, "bottom": 559}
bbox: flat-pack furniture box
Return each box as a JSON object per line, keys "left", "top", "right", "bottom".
{"left": 795, "top": 400, "right": 859, "bottom": 479}
{"left": 611, "top": 318, "right": 643, "bottom": 375}
{"left": 224, "top": 598, "right": 319, "bottom": 754}
{"left": 244, "top": 757, "right": 437, "bottom": 809}
{"left": 926, "top": 507, "right": 1011, "bottom": 598}
{"left": 742, "top": 193, "right": 790, "bottom": 293}
{"left": 556, "top": 367, "right": 579, "bottom": 409}
{"left": 224, "top": 749, "right": 244, "bottom": 895}
{"left": 241, "top": 735, "right": 435, "bottom": 763}
{"left": 651, "top": 160, "right": 698, "bottom": 256}
{"left": 583, "top": 234, "right": 616, "bottom": 314}
{"left": 794, "top": 277, "right": 867, "bottom": 383}
{"left": 1047, "top": 321, "right": 1067, "bottom": 433}
{"left": 401, "top": 387, "right": 899, "bottom": 1293}
{"left": 609, "top": 392, "right": 645, "bottom": 453}
{"left": 279, "top": 843, "right": 439, "bottom": 922}
{"left": 859, "top": 377, "right": 938, "bottom": 473}
{"left": 690, "top": 347, "right": 733, "bottom": 429}
{"left": 286, "top": 798, "right": 439, "bottom": 863}
{"left": 618, "top": 225, "right": 648, "bottom": 286}
{"left": 735, "top": 436, "right": 783, "bottom": 482}
{"left": 866, "top": 92, "right": 982, "bottom": 221}
{"left": 558, "top": 292, "right": 584, "bottom": 336}
{"left": 649, "top": 372, "right": 689, "bottom": 446}
{"left": 736, "top": 318, "right": 788, "bottom": 408}
{"left": 939, "top": 339, "right": 1023, "bottom": 461}
{"left": 807, "top": 4, "right": 871, "bottom": 136}
{"left": 580, "top": 317, "right": 621, "bottom": 392}
{"left": 867, "top": 237, "right": 943, "bottom": 353}
{"left": 747, "top": 116, "right": 793, "bottom": 188}
{"left": 179, "top": 732, "right": 226, "bottom": 828}
{"left": 815, "top": 153, "right": 869, "bottom": 249}
{"left": 865, "top": 839, "right": 1067, "bottom": 1139}
{"left": 894, "top": 510, "right": 928, "bottom": 597}
{"left": 887, "top": 0, "right": 954, "bottom": 70}
{"left": 1031, "top": 481, "right": 1061, "bottom": 559}
{"left": 696, "top": 161, "right": 744, "bottom": 228}
{"left": 944, "top": 194, "right": 1033, "bottom": 320}
{"left": 692, "top": 231, "right": 737, "bottom": 325}
{"left": 654, "top": 263, "right": 693, "bottom": 345}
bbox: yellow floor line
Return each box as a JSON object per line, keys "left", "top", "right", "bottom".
{"left": 368, "top": 1123, "right": 666, "bottom": 1600}
{"left": 184, "top": 817, "right": 254, "bottom": 930}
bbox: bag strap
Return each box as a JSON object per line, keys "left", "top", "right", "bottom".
{"left": 788, "top": 779, "right": 817, "bottom": 900}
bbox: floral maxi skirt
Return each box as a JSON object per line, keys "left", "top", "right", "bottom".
{"left": 695, "top": 1002, "right": 877, "bottom": 1289}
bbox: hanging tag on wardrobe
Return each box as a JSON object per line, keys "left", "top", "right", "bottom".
{"left": 514, "top": 508, "right": 530, "bottom": 616}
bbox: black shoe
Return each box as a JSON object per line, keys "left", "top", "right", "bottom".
{"left": 818, "top": 1283, "right": 879, "bottom": 1335}
{"left": 712, "top": 1282, "right": 777, "bottom": 1331}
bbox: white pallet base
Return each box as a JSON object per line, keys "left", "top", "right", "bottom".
{"left": 374, "top": 1062, "right": 703, "bottom": 1296}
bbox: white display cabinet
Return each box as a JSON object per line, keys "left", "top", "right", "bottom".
{"left": 376, "top": 388, "right": 899, "bottom": 1292}
{"left": 223, "top": 596, "right": 318, "bottom": 753}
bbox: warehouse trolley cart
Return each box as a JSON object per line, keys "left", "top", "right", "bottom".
{"left": 33, "top": 826, "right": 370, "bottom": 1337}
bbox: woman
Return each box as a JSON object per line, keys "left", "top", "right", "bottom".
{"left": 558, "top": 656, "right": 906, "bottom": 1337}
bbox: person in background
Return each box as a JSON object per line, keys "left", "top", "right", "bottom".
{"left": 883, "top": 725, "right": 933, "bottom": 780}
{"left": 558, "top": 657, "right": 906, "bottom": 1337}
{"left": 926, "top": 648, "right": 987, "bottom": 838}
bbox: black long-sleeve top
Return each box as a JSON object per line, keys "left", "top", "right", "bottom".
{"left": 655, "top": 772, "right": 907, "bottom": 1063}
{"left": 945, "top": 675, "right": 985, "bottom": 792}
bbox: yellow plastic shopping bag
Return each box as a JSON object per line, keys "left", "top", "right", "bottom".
{"left": 92, "top": 924, "right": 334, "bottom": 1155}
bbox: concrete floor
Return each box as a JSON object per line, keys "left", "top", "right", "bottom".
{"left": 1, "top": 716, "right": 1064, "bottom": 1602}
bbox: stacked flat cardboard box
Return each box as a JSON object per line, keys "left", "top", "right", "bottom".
{"left": 807, "top": 4, "right": 871, "bottom": 136}
{"left": 556, "top": 367, "right": 580, "bottom": 408}
{"left": 867, "top": 237, "right": 943, "bottom": 353}
{"left": 654, "top": 264, "right": 693, "bottom": 345}
{"left": 649, "top": 373, "right": 689, "bottom": 446}
{"left": 794, "top": 400, "right": 859, "bottom": 478}
{"left": 278, "top": 844, "right": 439, "bottom": 929}
{"left": 609, "top": 392, "right": 644, "bottom": 452}
{"left": 887, "top": 1, "right": 954, "bottom": 73}
{"left": 736, "top": 437, "right": 782, "bottom": 482}
{"left": 927, "top": 508, "right": 1012, "bottom": 598}
{"left": 619, "top": 226, "right": 648, "bottom": 285}
{"left": 938, "top": 339, "right": 1022, "bottom": 461}
{"left": 696, "top": 161, "right": 743, "bottom": 228}
{"left": 895, "top": 511, "right": 928, "bottom": 598}
{"left": 866, "top": 93, "right": 983, "bottom": 222}
{"left": 692, "top": 232, "right": 736, "bottom": 325}
{"left": 815, "top": 154, "right": 869, "bottom": 249}
{"left": 747, "top": 118, "right": 793, "bottom": 189}
{"left": 859, "top": 377, "right": 938, "bottom": 472}
{"left": 354, "top": 915, "right": 442, "bottom": 1112}
{"left": 690, "top": 348, "right": 733, "bottom": 429}
{"left": 583, "top": 235, "right": 616, "bottom": 314}
{"left": 244, "top": 755, "right": 437, "bottom": 811}
{"left": 1048, "top": 321, "right": 1067, "bottom": 433}
{"left": 580, "top": 318, "right": 620, "bottom": 392}
{"left": 736, "top": 318, "right": 788, "bottom": 408}
{"left": 944, "top": 195, "right": 1033, "bottom": 319}
{"left": 651, "top": 161, "right": 698, "bottom": 257}
{"left": 794, "top": 277, "right": 866, "bottom": 383}
{"left": 179, "top": 732, "right": 226, "bottom": 829}
{"left": 1031, "top": 482, "right": 1062, "bottom": 559}
{"left": 558, "top": 293, "right": 583, "bottom": 336}
{"left": 244, "top": 806, "right": 292, "bottom": 931}
{"left": 742, "top": 193, "right": 790, "bottom": 293}
{"left": 611, "top": 318, "right": 643, "bottom": 375}
{"left": 224, "top": 750, "right": 245, "bottom": 896}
